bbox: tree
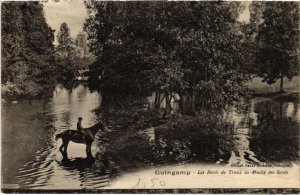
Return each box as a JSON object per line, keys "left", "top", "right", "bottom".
{"left": 56, "top": 22, "right": 74, "bottom": 58}
{"left": 166, "top": 2, "right": 251, "bottom": 114}
{"left": 1, "top": 2, "right": 56, "bottom": 98}
{"left": 84, "top": 2, "right": 183, "bottom": 110}
{"left": 84, "top": 2, "right": 251, "bottom": 114}
{"left": 256, "top": 2, "right": 299, "bottom": 92}
{"left": 55, "top": 22, "right": 81, "bottom": 84}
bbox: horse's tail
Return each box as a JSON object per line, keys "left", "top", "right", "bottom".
{"left": 55, "top": 132, "right": 63, "bottom": 140}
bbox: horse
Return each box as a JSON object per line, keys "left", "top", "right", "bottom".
{"left": 55, "top": 122, "right": 105, "bottom": 159}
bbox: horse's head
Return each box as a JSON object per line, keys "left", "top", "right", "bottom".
{"left": 90, "top": 121, "right": 105, "bottom": 135}
{"left": 95, "top": 121, "right": 105, "bottom": 131}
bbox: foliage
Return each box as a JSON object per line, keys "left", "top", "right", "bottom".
{"left": 84, "top": 2, "right": 252, "bottom": 114}
{"left": 174, "top": 2, "right": 251, "bottom": 112}
{"left": 57, "top": 23, "right": 73, "bottom": 54}
{"left": 96, "top": 96, "right": 166, "bottom": 130}
{"left": 1, "top": 2, "right": 56, "bottom": 98}
{"left": 156, "top": 113, "right": 235, "bottom": 152}
{"left": 146, "top": 115, "right": 235, "bottom": 163}
{"left": 255, "top": 2, "right": 299, "bottom": 91}
{"left": 55, "top": 22, "right": 82, "bottom": 84}
{"left": 98, "top": 97, "right": 235, "bottom": 164}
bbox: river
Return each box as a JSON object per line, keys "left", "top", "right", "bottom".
{"left": 2, "top": 84, "right": 299, "bottom": 190}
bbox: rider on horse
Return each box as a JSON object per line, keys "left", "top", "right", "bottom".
{"left": 77, "top": 117, "right": 94, "bottom": 142}
{"left": 77, "top": 117, "right": 86, "bottom": 138}
{"left": 57, "top": 118, "right": 103, "bottom": 159}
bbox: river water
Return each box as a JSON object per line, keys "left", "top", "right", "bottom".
{"left": 2, "top": 84, "right": 299, "bottom": 190}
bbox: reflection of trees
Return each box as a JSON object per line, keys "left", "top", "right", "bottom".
{"left": 3, "top": 100, "right": 56, "bottom": 186}
{"left": 250, "top": 98, "right": 299, "bottom": 162}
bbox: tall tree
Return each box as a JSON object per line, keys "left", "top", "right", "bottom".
{"left": 57, "top": 22, "right": 73, "bottom": 58}
{"left": 1, "top": 2, "right": 56, "bottom": 98}
{"left": 256, "top": 2, "right": 299, "bottom": 92}
{"left": 172, "top": 2, "right": 250, "bottom": 114}
{"left": 84, "top": 2, "right": 251, "bottom": 114}
{"left": 55, "top": 22, "right": 81, "bottom": 83}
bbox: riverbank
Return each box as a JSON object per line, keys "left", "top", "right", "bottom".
{"left": 98, "top": 105, "right": 235, "bottom": 172}
{"left": 98, "top": 90, "right": 299, "bottom": 171}
{"left": 2, "top": 75, "right": 299, "bottom": 103}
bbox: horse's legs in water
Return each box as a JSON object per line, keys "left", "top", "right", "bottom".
{"left": 59, "top": 139, "right": 70, "bottom": 159}
{"left": 59, "top": 142, "right": 64, "bottom": 153}
{"left": 63, "top": 139, "right": 70, "bottom": 153}
{"left": 86, "top": 143, "right": 92, "bottom": 158}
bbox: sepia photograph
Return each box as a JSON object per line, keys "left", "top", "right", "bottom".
{"left": 1, "top": 0, "right": 300, "bottom": 193}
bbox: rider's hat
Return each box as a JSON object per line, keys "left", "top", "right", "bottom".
{"left": 78, "top": 117, "right": 83, "bottom": 121}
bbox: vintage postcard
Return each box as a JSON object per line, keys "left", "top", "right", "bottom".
{"left": 1, "top": 0, "right": 299, "bottom": 193}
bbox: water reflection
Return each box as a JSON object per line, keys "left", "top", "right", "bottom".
{"left": 2, "top": 84, "right": 114, "bottom": 189}
{"left": 143, "top": 94, "right": 299, "bottom": 165}
{"left": 250, "top": 97, "right": 299, "bottom": 162}
{"left": 228, "top": 95, "right": 299, "bottom": 164}
{"left": 52, "top": 84, "right": 102, "bottom": 130}
{"left": 2, "top": 100, "right": 55, "bottom": 185}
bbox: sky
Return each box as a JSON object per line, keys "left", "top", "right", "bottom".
{"left": 43, "top": 1, "right": 250, "bottom": 43}
{"left": 43, "top": 1, "right": 87, "bottom": 41}
{"left": 238, "top": 2, "right": 251, "bottom": 23}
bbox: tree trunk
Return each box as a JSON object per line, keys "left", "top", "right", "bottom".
{"left": 279, "top": 98, "right": 283, "bottom": 122}
{"left": 280, "top": 74, "right": 284, "bottom": 92}
{"left": 190, "top": 91, "right": 196, "bottom": 116}
{"left": 158, "top": 92, "right": 161, "bottom": 108}
{"left": 155, "top": 90, "right": 162, "bottom": 109}
{"left": 181, "top": 91, "right": 196, "bottom": 116}
{"left": 154, "top": 90, "right": 159, "bottom": 109}
{"left": 178, "top": 92, "right": 186, "bottom": 113}
{"left": 165, "top": 91, "right": 171, "bottom": 113}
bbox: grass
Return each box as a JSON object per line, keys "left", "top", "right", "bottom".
{"left": 247, "top": 75, "right": 300, "bottom": 94}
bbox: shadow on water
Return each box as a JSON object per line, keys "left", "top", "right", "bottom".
{"left": 60, "top": 157, "right": 95, "bottom": 172}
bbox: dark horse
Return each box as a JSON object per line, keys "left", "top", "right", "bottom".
{"left": 56, "top": 122, "right": 105, "bottom": 158}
